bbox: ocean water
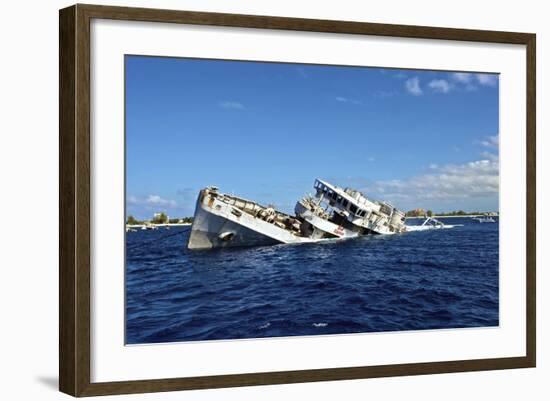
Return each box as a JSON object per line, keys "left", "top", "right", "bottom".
{"left": 125, "top": 217, "right": 499, "bottom": 344}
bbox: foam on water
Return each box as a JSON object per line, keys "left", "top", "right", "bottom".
{"left": 405, "top": 224, "right": 462, "bottom": 231}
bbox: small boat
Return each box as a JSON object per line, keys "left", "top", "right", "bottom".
{"left": 141, "top": 223, "right": 159, "bottom": 230}
{"left": 472, "top": 216, "right": 496, "bottom": 223}
{"left": 404, "top": 216, "right": 460, "bottom": 231}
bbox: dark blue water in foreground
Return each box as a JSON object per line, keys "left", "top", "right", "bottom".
{"left": 126, "top": 217, "right": 498, "bottom": 344}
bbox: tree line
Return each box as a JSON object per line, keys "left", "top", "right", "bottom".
{"left": 405, "top": 209, "right": 489, "bottom": 217}
{"left": 126, "top": 214, "right": 193, "bottom": 225}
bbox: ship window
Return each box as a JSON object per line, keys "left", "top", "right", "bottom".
{"left": 342, "top": 199, "right": 348, "bottom": 208}
{"left": 349, "top": 204, "right": 357, "bottom": 214}
{"left": 331, "top": 192, "right": 338, "bottom": 201}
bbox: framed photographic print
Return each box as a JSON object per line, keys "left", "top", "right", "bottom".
{"left": 59, "top": 4, "right": 536, "bottom": 397}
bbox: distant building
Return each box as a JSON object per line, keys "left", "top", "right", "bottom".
{"left": 406, "top": 208, "right": 426, "bottom": 217}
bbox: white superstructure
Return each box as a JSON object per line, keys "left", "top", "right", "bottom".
{"left": 295, "top": 179, "right": 406, "bottom": 237}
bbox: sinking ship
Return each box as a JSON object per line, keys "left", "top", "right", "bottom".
{"left": 187, "top": 179, "right": 449, "bottom": 250}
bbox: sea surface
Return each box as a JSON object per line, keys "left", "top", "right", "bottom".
{"left": 126, "top": 217, "right": 499, "bottom": 344}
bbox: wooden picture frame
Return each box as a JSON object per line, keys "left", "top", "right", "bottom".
{"left": 59, "top": 3, "right": 536, "bottom": 397}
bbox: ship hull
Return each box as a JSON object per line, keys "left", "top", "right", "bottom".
{"left": 188, "top": 202, "right": 281, "bottom": 249}
{"left": 188, "top": 190, "right": 313, "bottom": 250}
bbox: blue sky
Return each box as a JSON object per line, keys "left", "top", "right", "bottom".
{"left": 126, "top": 56, "right": 499, "bottom": 220}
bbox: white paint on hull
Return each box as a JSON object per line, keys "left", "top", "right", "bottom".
{"left": 188, "top": 190, "right": 315, "bottom": 250}
{"left": 187, "top": 184, "right": 456, "bottom": 250}
{"left": 295, "top": 202, "right": 358, "bottom": 239}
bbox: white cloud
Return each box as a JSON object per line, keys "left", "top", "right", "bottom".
{"left": 477, "top": 135, "right": 499, "bottom": 163}
{"left": 405, "top": 77, "right": 423, "bottom": 96}
{"left": 219, "top": 101, "right": 245, "bottom": 110}
{"left": 451, "top": 72, "right": 472, "bottom": 83}
{"left": 128, "top": 195, "right": 177, "bottom": 208}
{"left": 366, "top": 134, "right": 499, "bottom": 208}
{"left": 480, "top": 150, "right": 499, "bottom": 161}
{"left": 451, "top": 72, "right": 498, "bottom": 91}
{"left": 328, "top": 140, "right": 498, "bottom": 210}
{"left": 366, "top": 159, "right": 499, "bottom": 206}
{"left": 475, "top": 73, "right": 498, "bottom": 87}
{"left": 126, "top": 194, "right": 197, "bottom": 219}
{"left": 145, "top": 195, "right": 177, "bottom": 207}
{"left": 480, "top": 134, "right": 499, "bottom": 148}
{"left": 335, "top": 96, "right": 362, "bottom": 105}
{"left": 127, "top": 195, "right": 140, "bottom": 205}
{"left": 428, "top": 79, "right": 452, "bottom": 93}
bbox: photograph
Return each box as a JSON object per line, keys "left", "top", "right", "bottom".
{"left": 124, "top": 55, "right": 500, "bottom": 344}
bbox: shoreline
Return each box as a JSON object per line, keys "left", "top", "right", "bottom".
{"left": 406, "top": 215, "right": 497, "bottom": 219}
{"left": 127, "top": 223, "right": 192, "bottom": 228}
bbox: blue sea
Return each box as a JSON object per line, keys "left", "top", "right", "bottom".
{"left": 125, "top": 217, "right": 499, "bottom": 344}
